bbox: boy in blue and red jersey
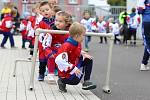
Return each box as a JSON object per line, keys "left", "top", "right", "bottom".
{"left": 37, "top": 1, "right": 53, "bottom": 81}
{"left": 55, "top": 22, "right": 96, "bottom": 92}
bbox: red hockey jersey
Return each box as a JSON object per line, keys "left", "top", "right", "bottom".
{"left": 55, "top": 37, "right": 82, "bottom": 79}
{"left": 0, "top": 16, "right": 13, "bottom": 32}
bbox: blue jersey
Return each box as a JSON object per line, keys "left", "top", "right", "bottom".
{"left": 137, "top": 0, "right": 150, "bottom": 22}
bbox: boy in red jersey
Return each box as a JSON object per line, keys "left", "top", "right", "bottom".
{"left": 55, "top": 22, "right": 96, "bottom": 92}
{"left": 19, "top": 12, "right": 31, "bottom": 49}
{"left": 0, "top": 10, "right": 16, "bottom": 48}
{"left": 37, "top": 1, "right": 53, "bottom": 81}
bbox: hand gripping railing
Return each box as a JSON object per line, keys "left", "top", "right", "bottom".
{"left": 27, "top": 28, "right": 114, "bottom": 94}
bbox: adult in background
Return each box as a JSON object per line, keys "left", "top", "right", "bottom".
{"left": 119, "top": 9, "right": 130, "bottom": 45}
{"left": 138, "top": 0, "right": 150, "bottom": 71}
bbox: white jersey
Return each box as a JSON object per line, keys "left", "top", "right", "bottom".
{"left": 109, "top": 22, "right": 120, "bottom": 35}
{"left": 128, "top": 14, "right": 140, "bottom": 29}
{"left": 80, "top": 18, "right": 93, "bottom": 32}
{"left": 97, "top": 21, "right": 106, "bottom": 33}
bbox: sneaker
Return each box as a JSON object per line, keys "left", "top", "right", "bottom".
{"left": 57, "top": 78, "right": 67, "bottom": 92}
{"left": 84, "top": 48, "right": 89, "bottom": 52}
{"left": 54, "top": 69, "right": 58, "bottom": 76}
{"left": 82, "top": 81, "right": 96, "bottom": 90}
{"left": 28, "top": 55, "right": 32, "bottom": 60}
{"left": 38, "top": 75, "right": 44, "bottom": 81}
{"left": 48, "top": 74, "right": 55, "bottom": 81}
{"left": 140, "top": 64, "right": 150, "bottom": 71}
{"left": 0, "top": 46, "right": 6, "bottom": 49}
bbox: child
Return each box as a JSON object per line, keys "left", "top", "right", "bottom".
{"left": 19, "top": 12, "right": 31, "bottom": 49}
{"left": 128, "top": 8, "right": 140, "bottom": 46}
{"left": 109, "top": 18, "right": 121, "bottom": 44}
{"left": 0, "top": 10, "right": 16, "bottom": 48}
{"left": 44, "top": 11, "right": 72, "bottom": 79}
{"left": 97, "top": 16, "right": 107, "bottom": 44}
{"left": 27, "top": 3, "right": 43, "bottom": 59}
{"left": 55, "top": 22, "right": 96, "bottom": 92}
{"left": 37, "top": 1, "right": 53, "bottom": 81}
{"left": 80, "top": 10, "right": 93, "bottom": 52}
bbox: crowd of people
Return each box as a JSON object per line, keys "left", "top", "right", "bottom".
{"left": 0, "top": 0, "right": 147, "bottom": 93}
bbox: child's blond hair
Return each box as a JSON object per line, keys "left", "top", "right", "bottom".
{"left": 39, "top": 1, "right": 52, "bottom": 9}
{"left": 56, "top": 11, "right": 73, "bottom": 30}
{"left": 69, "top": 22, "right": 86, "bottom": 37}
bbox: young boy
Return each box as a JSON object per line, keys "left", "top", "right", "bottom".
{"left": 55, "top": 22, "right": 96, "bottom": 92}
{"left": 0, "top": 10, "right": 16, "bottom": 48}
{"left": 37, "top": 1, "right": 53, "bottom": 81}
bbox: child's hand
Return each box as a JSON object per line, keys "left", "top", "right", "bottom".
{"left": 81, "top": 51, "right": 93, "bottom": 59}
{"left": 75, "top": 69, "right": 82, "bottom": 76}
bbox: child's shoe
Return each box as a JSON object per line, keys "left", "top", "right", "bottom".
{"left": 140, "top": 64, "right": 150, "bottom": 71}
{"left": 82, "top": 81, "right": 96, "bottom": 90}
{"left": 57, "top": 78, "right": 67, "bottom": 92}
{"left": 38, "top": 75, "right": 44, "bottom": 81}
{"left": 28, "top": 55, "right": 32, "bottom": 60}
{"left": 54, "top": 69, "right": 58, "bottom": 76}
{"left": 48, "top": 74, "right": 55, "bottom": 81}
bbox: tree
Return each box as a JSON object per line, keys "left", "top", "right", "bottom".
{"left": 107, "top": 0, "right": 126, "bottom": 6}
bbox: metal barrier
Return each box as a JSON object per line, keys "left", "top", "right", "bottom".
{"left": 27, "top": 28, "right": 114, "bottom": 94}
{"left": 13, "top": 59, "right": 39, "bottom": 77}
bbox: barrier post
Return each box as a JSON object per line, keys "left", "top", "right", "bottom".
{"left": 29, "top": 29, "right": 40, "bottom": 90}
{"left": 102, "top": 36, "right": 114, "bottom": 93}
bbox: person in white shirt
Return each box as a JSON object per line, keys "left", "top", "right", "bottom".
{"left": 80, "top": 10, "right": 93, "bottom": 52}
{"left": 97, "top": 16, "right": 107, "bottom": 44}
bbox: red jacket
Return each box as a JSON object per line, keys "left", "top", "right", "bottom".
{"left": 38, "top": 20, "right": 52, "bottom": 62}
{"left": 27, "top": 16, "right": 36, "bottom": 45}
{"left": 55, "top": 37, "right": 82, "bottom": 79}
{"left": 0, "top": 16, "right": 13, "bottom": 32}
{"left": 44, "top": 33, "right": 69, "bottom": 59}
{"left": 20, "top": 19, "right": 28, "bottom": 39}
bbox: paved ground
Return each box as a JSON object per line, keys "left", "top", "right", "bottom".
{"left": 88, "top": 37, "right": 150, "bottom": 100}
{"left": 0, "top": 35, "right": 100, "bottom": 100}
{"left": 1, "top": 34, "right": 150, "bottom": 100}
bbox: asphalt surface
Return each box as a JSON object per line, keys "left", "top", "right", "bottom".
{"left": 88, "top": 37, "right": 150, "bottom": 100}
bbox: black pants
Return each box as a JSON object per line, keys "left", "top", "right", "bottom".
{"left": 129, "top": 28, "right": 137, "bottom": 45}
{"left": 114, "top": 34, "right": 121, "bottom": 44}
{"left": 39, "top": 61, "right": 47, "bottom": 76}
{"left": 1, "top": 31, "right": 15, "bottom": 47}
{"left": 29, "top": 41, "right": 34, "bottom": 55}
{"left": 61, "top": 58, "right": 93, "bottom": 85}
{"left": 99, "top": 37, "right": 107, "bottom": 43}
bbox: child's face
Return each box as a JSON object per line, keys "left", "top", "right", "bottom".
{"left": 84, "top": 12, "right": 90, "bottom": 19}
{"left": 55, "top": 15, "right": 66, "bottom": 30}
{"left": 75, "top": 31, "right": 85, "bottom": 43}
{"left": 40, "top": 4, "right": 52, "bottom": 18}
{"left": 99, "top": 16, "right": 104, "bottom": 22}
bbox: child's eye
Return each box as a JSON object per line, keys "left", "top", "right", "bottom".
{"left": 46, "top": 9, "right": 49, "bottom": 11}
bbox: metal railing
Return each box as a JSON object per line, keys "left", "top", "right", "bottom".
{"left": 26, "top": 28, "right": 114, "bottom": 94}
{"left": 13, "top": 28, "right": 114, "bottom": 93}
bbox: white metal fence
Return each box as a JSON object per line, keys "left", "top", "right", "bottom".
{"left": 12, "top": 28, "right": 114, "bottom": 93}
